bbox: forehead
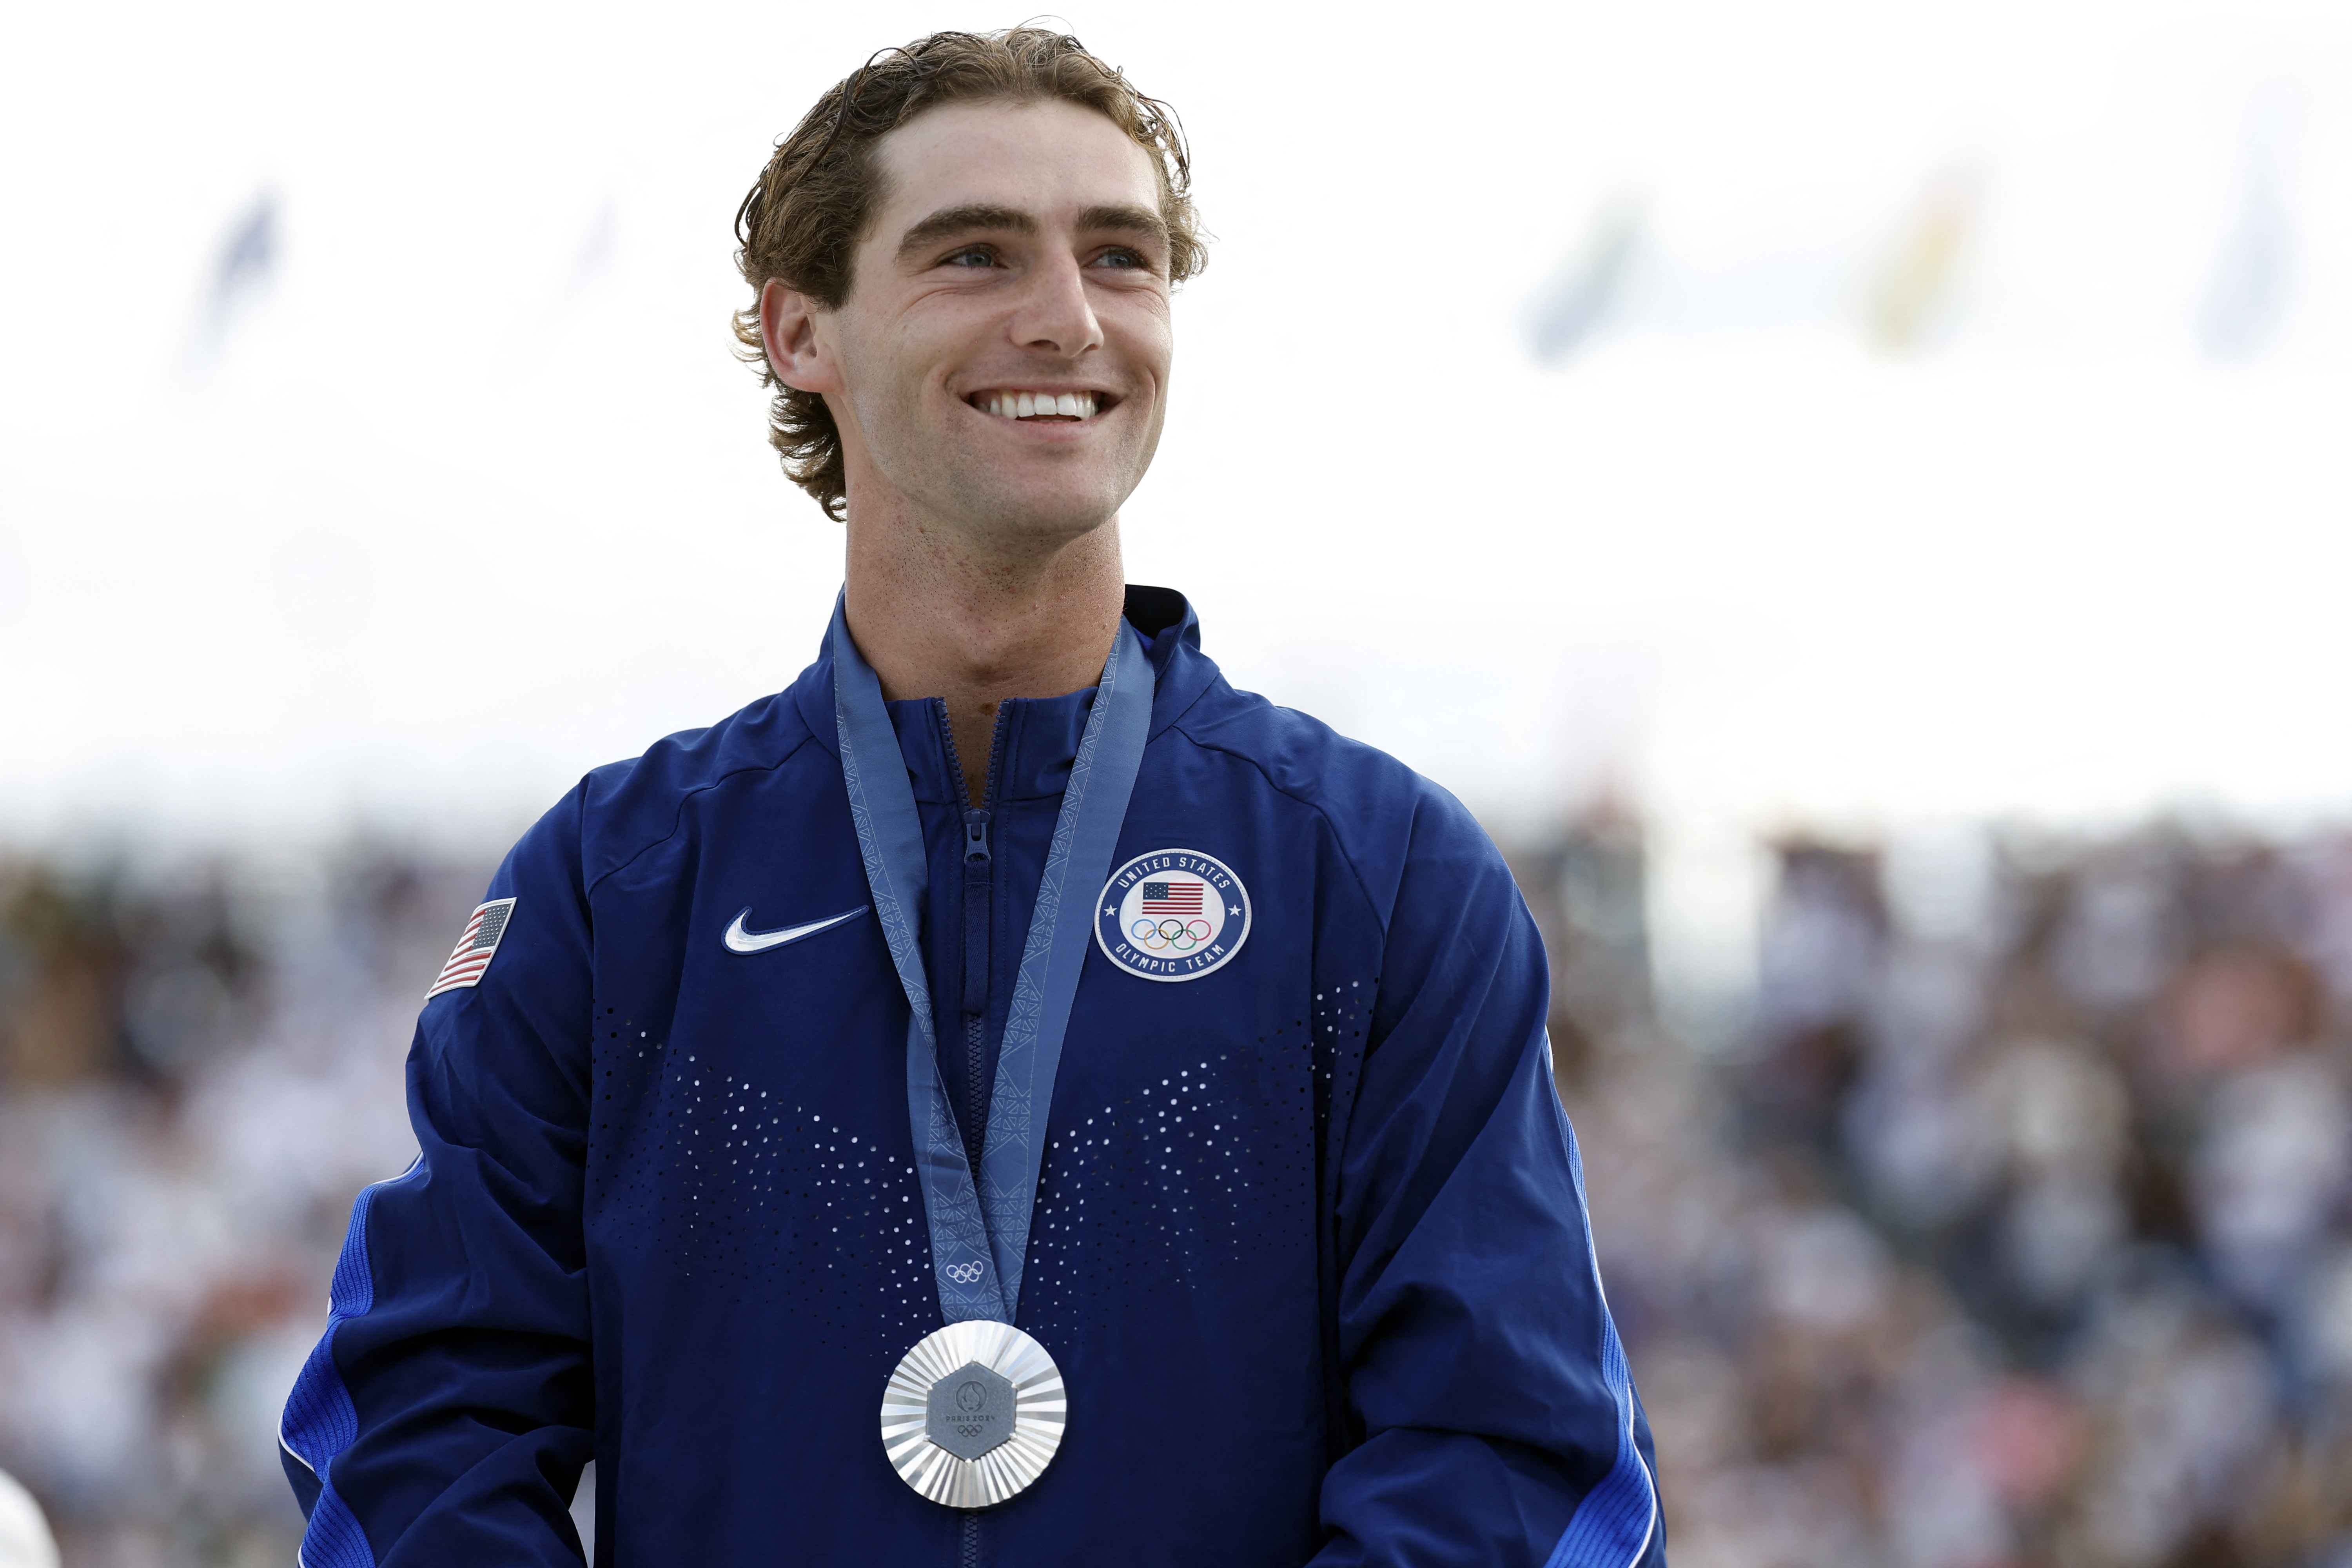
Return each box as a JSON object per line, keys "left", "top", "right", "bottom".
{"left": 869, "top": 98, "right": 1161, "bottom": 226}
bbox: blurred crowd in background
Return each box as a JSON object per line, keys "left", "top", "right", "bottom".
{"left": 4, "top": 813, "right": 2351, "bottom": 1566}
{"left": 1531, "top": 817, "right": 2352, "bottom": 1568}
{"left": 0, "top": 847, "right": 479, "bottom": 1567}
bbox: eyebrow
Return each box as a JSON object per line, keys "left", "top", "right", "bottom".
{"left": 1074, "top": 204, "right": 1169, "bottom": 245}
{"left": 896, "top": 204, "right": 1037, "bottom": 261}
{"left": 893, "top": 201, "right": 1170, "bottom": 264}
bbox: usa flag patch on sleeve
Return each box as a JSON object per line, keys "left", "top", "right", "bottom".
{"left": 426, "top": 898, "right": 517, "bottom": 999}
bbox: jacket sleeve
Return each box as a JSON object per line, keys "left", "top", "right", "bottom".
{"left": 279, "top": 787, "right": 596, "bottom": 1568}
{"left": 1313, "top": 789, "right": 1663, "bottom": 1568}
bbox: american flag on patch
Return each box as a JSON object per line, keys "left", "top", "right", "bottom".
{"left": 426, "top": 898, "right": 517, "bottom": 1000}
{"left": 1140, "top": 880, "right": 1203, "bottom": 916}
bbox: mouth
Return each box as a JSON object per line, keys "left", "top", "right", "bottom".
{"left": 965, "top": 388, "right": 1113, "bottom": 423}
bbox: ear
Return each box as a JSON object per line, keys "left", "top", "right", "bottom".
{"left": 759, "top": 278, "right": 840, "bottom": 394}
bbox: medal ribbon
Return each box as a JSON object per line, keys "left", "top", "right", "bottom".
{"left": 831, "top": 595, "right": 1153, "bottom": 1325}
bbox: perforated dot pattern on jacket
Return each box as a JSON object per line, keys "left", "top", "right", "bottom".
{"left": 586, "top": 981, "right": 1377, "bottom": 1350}
{"left": 1018, "top": 979, "right": 1377, "bottom": 1343}
{"left": 588, "top": 1000, "right": 936, "bottom": 1354}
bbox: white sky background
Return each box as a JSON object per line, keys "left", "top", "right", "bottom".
{"left": 4, "top": 0, "right": 2351, "bottom": 919}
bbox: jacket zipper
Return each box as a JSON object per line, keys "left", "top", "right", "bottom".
{"left": 939, "top": 700, "right": 1009, "bottom": 1174}
{"left": 943, "top": 705, "right": 1004, "bottom": 1568}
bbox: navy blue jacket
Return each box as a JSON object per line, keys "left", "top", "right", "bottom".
{"left": 280, "top": 587, "right": 1662, "bottom": 1568}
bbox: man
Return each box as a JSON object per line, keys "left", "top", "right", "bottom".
{"left": 280, "top": 28, "right": 1662, "bottom": 1568}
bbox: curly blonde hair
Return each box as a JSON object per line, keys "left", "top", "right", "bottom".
{"left": 730, "top": 28, "right": 1207, "bottom": 520}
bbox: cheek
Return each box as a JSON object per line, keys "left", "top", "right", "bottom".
{"left": 833, "top": 303, "right": 929, "bottom": 390}
{"left": 1111, "top": 301, "right": 1175, "bottom": 383}
{"left": 833, "top": 333, "right": 931, "bottom": 441}
{"left": 889, "top": 292, "right": 997, "bottom": 368}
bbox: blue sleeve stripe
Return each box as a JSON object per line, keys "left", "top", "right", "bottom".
{"left": 282, "top": 1331, "right": 359, "bottom": 1466}
{"left": 1539, "top": 1321, "right": 1657, "bottom": 1568}
{"left": 296, "top": 1480, "right": 376, "bottom": 1568}
{"left": 1540, "top": 1047, "right": 1659, "bottom": 1568}
{"left": 282, "top": 1160, "right": 415, "bottom": 1568}
{"left": 327, "top": 1169, "right": 387, "bottom": 1317}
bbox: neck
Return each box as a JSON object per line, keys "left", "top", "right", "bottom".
{"left": 842, "top": 509, "right": 1127, "bottom": 808}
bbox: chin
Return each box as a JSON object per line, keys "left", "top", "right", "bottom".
{"left": 942, "top": 470, "right": 1132, "bottom": 543}
{"left": 983, "top": 493, "right": 1123, "bottom": 543}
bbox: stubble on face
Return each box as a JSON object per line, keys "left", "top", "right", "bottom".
{"left": 820, "top": 100, "right": 1175, "bottom": 564}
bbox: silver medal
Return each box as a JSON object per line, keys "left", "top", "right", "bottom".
{"left": 879, "top": 1321, "right": 1067, "bottom": 1508}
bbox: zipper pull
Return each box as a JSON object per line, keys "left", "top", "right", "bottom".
{"left": 962, "top": 811, "right": 992, "bottom": 1015}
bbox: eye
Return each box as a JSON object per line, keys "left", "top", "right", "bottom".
{"left": 1092, "top": 247, "right": 1149, "bottom": 271}
{"left": 943, "top": 245, "right": 997, "bottom": 269}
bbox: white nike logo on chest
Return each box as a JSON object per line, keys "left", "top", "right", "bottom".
{"left": 723, "top": 905, "right": 869, "bottom": 954}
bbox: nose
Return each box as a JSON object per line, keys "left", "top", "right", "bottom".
{"left": 1007, "top": 252, "right": 1103, "bottom": 358}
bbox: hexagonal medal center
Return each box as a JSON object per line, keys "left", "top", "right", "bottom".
{"left": 926, "top": 1361, "right": 1016, "bottom": 1461}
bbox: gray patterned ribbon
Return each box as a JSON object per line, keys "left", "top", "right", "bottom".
{"left": 831, "top": 595, "right": 1153, "bottom": 1325}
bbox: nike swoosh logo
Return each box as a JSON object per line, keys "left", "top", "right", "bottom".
{"left": 723, "top": 905, "right": 869, "bottom": 954}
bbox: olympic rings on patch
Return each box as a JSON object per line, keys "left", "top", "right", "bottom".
{"left": 1129, "top": 917, "right": 1204, "bottom": 952}
{"left": 1095, "top": 850, "right": 1252, "bottom": 984}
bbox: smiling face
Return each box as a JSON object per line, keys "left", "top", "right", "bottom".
{"left": 764, "top": 98, "right": 1175, "bottom": 551}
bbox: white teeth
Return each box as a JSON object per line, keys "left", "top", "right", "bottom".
{"left": 977, "top": 391, "right": 1100, "bottom": 419}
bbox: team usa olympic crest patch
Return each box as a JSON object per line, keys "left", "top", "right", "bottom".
{"left": 1094, "top": 850, "right": 1250, "bottom": 982}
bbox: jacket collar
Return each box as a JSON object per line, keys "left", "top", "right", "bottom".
{"left": 791, "top": 584, "right": 1216, "bottom": 761}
